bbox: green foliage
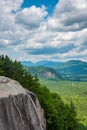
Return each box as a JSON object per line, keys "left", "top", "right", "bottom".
{"left": 53, "top": 60, "right": 87, "bottom": 82}
{"left": 25, "top": 66, "right": 61, "bottom": 80}
{"left": 40, "top": 78, "right": 87, "bottom": 130}
{"left": 0, "top": 55, "right": 78, "bottom": 130}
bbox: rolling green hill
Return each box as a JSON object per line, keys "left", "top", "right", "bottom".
{"left": 23, "top": 60, "right": 87, "bottom": 81}
{"left": 40, "top": 78, "right": 87, "bottom": 129}
{"left": 53, "top": 60, "right": 87, "bottom": 82}
{"left": 25, "top": 66, "right": 62, "bottom": 80}
{"left": 23, "top": 59, "right": 87, "bottom": 129}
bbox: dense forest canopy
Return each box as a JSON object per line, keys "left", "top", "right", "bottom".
{"left": 0, "top": 55, "right": 78, "bottom": 130}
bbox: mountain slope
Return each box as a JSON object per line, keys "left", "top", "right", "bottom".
{"left": 54, "top": 60, "right": 87, "bottom": 81}
{"left": 25, "top": 66, "right": 62, "bottom": 80}
{"left": 34, "top": 60, "right": 61, "bottom": 67}
{"left": 22, "top": 60, "right": 87, "bottom": 81}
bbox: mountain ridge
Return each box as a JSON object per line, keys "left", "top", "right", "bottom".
{"left": 22, "top": 60, "right": 87, "bottom": 82}
{"left": 53, "top": 60, "right": 87, "bottom": 81}
{"left": 25, "top": 66, "right": 62, "bottom": 80}
{"left": 21, "top": 60, "right": 87, "bottom": 67}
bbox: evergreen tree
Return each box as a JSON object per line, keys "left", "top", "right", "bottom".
{"left": 0, "top": 55, "right": 78, "bottom": 130}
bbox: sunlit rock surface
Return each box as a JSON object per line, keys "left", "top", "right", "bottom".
{"left": 0, "top": 76, "right": 46, "bottom": 130}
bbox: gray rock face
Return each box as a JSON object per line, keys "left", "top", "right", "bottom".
{"left": 0, "top": 76, "right": 46, "bottom": 130}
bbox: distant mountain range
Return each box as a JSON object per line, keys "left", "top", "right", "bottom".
{"left": 53, "top": 60, "right": 87, "bottom": 82}
{"left": 21, "top": 60, "right": 61, "bottom": 67}
{"left": 21, "top": 60, "right": 87, "bottom": 82}
{"left": 21, "top": 61, "right": 34, "bottom": 66}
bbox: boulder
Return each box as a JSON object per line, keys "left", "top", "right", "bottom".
{"left": 0, "top": 76, "right": 46, "bottom": 130}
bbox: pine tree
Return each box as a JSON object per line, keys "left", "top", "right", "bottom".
{"left": 0, "top": 55, "right": 78, "bottom": 130}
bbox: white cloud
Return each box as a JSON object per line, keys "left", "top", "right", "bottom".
{"left": 15, "top": 5, "right": 48, "bottom": 29}
{"left": 0, "top": 0, "right": 87, "bottom": 62}
{"left": 48, "top": 0, "right": 87, "bottom": 32}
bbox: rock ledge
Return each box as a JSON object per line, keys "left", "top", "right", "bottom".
{"left": 0, "top": 76, "right": 46, "bottom": 130}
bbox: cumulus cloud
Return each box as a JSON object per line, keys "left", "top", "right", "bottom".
{"left": 24, "top": 43, "right": 75, "bottom": 55}
{"left": 15, "top": 5, "right": 48, "bottom": 29}
{"left": 0, "top": 0, "right": 87, "bottom": 62}
{"left": 47, "top": 0, "right": 87, "bottom": 32}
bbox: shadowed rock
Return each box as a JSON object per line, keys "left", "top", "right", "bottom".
{"left": 0, "top": 76, "right": 46, "bottom": 130}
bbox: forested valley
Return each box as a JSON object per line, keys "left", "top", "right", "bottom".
{"left": 0, "top": 55, "right": 82, "bottom": 130}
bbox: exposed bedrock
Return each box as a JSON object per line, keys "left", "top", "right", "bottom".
{"left": 0, "top": 76, "right": 46, "bottom": 130}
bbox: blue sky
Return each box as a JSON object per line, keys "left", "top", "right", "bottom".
{"left": 22, "top": 0, "right": 59, "bottom": 14}
{"left": 0, "top": 0, "right": 87, "bottom": 62}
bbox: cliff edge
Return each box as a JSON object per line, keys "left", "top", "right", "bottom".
{"left": 0, "top": 76, "right": 46, "bottom": 130}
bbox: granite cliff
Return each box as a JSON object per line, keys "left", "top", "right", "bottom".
{"left": 0, "top": 76, "right": 46, "bottom": 130}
